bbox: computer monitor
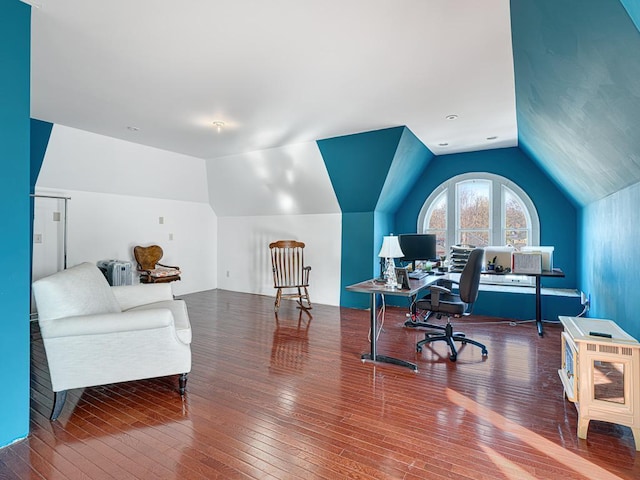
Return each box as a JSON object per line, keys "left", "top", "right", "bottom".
{"left": 398, "top": 233, "right": 437, "bottom": 270}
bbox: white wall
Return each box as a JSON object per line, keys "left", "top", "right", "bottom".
{"left": 36, "top": 125, "right": 217, "bottom": 296}
{"left": 207, "top": 141, "right": 343, "bottom": 306}
{"left": 206, "top": 141, "right": 340, "bottom": 216}
{"left": 39, "top": 125, "right": 210, "bottom": 202}
{"left": 36, "top": 125, "right": 344, "bottom": 304}
{"left": 217, "top": 214, "right": 342, "bottom": 307}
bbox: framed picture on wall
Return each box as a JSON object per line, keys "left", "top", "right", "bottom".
{"left": 395, "top": 266, "right": 410, "bottom": 290}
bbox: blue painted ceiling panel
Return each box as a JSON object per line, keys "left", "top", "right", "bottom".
{"left": 511, "top": 0, "right": 640, "bottom": 206}
{"left": 317, "top": 127, "right": 404, "bottom": 213}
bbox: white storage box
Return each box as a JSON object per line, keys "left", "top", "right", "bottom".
{"left": 521, "top": 246, "right": 554, "bottom": 271}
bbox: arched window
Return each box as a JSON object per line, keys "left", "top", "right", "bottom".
{"left": 417, "top": 173, "right": 539, "bottom": 256}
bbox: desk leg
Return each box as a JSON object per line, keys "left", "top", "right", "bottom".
{"left": 536, "top": 276, "right": 543, "bottom": 337}
{"left": 361, "top": 293, "right": 417, "bottom": 371}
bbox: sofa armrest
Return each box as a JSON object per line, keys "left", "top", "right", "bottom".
{"left": 39, "top": 309, "right": 174, "bottom": 339}
{"left": 111, "top": 283, "right": 173, "bottom": 310}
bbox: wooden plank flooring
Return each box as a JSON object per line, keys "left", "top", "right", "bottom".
{"left": 2, "top": 289, "right": 639, "bottom": 479}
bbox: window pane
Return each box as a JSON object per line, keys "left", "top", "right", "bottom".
{"left": 503, "top": 186, "right": 530, "bottom": 250}
{"left": 424, "top": 191, "right": 448, "bottom": 256}
{"left": 430, "top": 230, "right": 447, "bottom": 257}
{"left": 426, "top": 191, "right": 446, "bottom": 230}
{"left": 505, "top": 189, "right": 527, "bottom": 229}
{"left": 505, "top": 229, "right": 528, "bottom": 249}
{"left": 457, "top": 180, "right": 490, "bottom": 229}
{"left": 460, "top": 230, "right": 489, "bottom": 247}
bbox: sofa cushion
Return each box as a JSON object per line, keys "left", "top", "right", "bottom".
{"left": 33, "top": 262, "right": 122, "bottom": 321}
{"left": 127, "top": 299, "right": 192, "bottom": 344}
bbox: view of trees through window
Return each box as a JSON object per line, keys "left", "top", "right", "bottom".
{"left": 504, "top": 187, "right": 529, "bottom": 249}
{"left": 426, "top": 192, "right": 447, "bottom": 257}
{"left": 420, "top": 173, "right": 538, "bottom": 256}
{"left": 457, "top": 180, "right": 490, "bottom": 247}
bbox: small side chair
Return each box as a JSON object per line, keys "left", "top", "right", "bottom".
{"left": 134, "top": 245, "right": 181, "bottom": 284}
{"left": 269, "top": 240, "right": 312, "bottom": 312}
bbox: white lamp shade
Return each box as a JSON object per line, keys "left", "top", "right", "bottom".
{"left": 378, "top": 235, "right": 404, "bottom": 258}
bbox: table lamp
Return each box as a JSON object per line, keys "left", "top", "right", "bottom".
{"left": 378, "top": 235, "right": 404, "bottom": 288}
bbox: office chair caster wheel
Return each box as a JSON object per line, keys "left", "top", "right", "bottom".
{"left": 481, "top": 349, "right": 488, "bottom": 357}
{"left": 416, "top": 346, "right": 422, "bottom": 353}
{"left": 449, "top": 354, "right": 457, "bottom": 362}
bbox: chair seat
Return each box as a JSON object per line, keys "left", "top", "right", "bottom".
{"left": 146, "top": 267, "right": 181, "bottom": 278}
{"left": 416, "top": 296, "right": 466, "bottom": 316}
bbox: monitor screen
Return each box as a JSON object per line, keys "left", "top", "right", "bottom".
{"left": 398, "top": 234, "right": 437, "bottom": 263}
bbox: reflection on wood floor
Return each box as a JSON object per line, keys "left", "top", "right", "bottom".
{"left": 3, "top": 289, "right": 639, "bottom": 479}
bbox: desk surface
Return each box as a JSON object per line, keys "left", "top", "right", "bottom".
{"left": 346, "top": 274, "right": 446, "bottom": 297}
{"left": 483, "top": 268, "right": 565, "bottom": 278}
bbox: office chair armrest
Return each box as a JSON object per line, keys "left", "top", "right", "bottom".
{"left": 429, "top": 284, "right": 451, "bottom": 308}
{"left": 439, "top": 278, "right": 459, "bottom": 290}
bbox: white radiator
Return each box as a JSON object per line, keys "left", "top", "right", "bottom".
{"left": 97, "top": 260, "right": 133, "bottom": 286}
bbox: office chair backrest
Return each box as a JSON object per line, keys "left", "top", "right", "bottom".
{"left": 458, "top": 248, "right": 484, "bottom": 305}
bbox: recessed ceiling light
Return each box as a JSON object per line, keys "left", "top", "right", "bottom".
{"left": 438, "top": 142, "right": 449, "bottom": 147}
{"left": 126, "top": 126, "right": 139, "bottom": 132}
{"left": 486, "top": 136, "right": 498, "bottom": 140}
{"left": 212, "top": 121, "right": 225, "bottom": 132}
{"left": 445, "top": 114, "right": 458, "bottom": 120}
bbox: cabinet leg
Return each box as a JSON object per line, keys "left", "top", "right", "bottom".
{"left": 577, "top": 416, "right": 590, "bottom": 439}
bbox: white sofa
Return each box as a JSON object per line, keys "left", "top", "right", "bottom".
{"left": 32, "top": 262, "right": 192, "bottom": 420}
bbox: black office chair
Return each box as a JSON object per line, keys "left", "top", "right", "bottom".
{"left": 415, "top": 248, "right": 488, "bottom": 362}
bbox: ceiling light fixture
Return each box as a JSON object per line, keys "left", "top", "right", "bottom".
{"left": 212, "top": 121, "right": 225, "bottom": 133}
{"left": 438, "top": 142, "right": 449, "bottom": 147}
{"left": 126, "top": 126, "right": 139, "bottom": 132}
{"left": 486, "top": 136, "right": 498, "bottom": 140}
{"left": 445, "top": 114, "right": 458, "bottom": 120}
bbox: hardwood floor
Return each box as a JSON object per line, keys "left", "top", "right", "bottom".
{"left": 2, "top": 289, "right": 639, "bottom": 479}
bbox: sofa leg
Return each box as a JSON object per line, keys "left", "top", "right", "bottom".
{"left": 178, "top": 373, "right": 188, "bottom": 395}
{"left": 51, "top": 390, "right": 67, "bottom": 420}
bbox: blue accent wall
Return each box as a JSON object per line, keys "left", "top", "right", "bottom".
{"left": 393, "top": 147, "right": 579, "bottom": 319}
{"left": 318, "top": 127, "right": 433, "bottom": 308}
{"left": 580, "top": 181, "right": 640, "bottom": 340}
{"left": 0, "top": 0, "right": 31, "bottom": 448}
{"left": 318, "top": 127, "right": 405, "bottom": 212}
{"left": 30, "top": 119, "right": 53, "bottom": 193}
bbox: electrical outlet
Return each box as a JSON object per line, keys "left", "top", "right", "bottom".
{"left": 34, "top": 233, "right": 42, "bottom": 244}
{"left": 226, "top": 270, "right": 230, "bottom": 277}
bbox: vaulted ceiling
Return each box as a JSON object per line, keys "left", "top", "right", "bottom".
{"left": 27, "top": 0, "right": 640, "bottom": 207}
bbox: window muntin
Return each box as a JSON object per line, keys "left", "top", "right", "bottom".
{"left": 419, "top": 173, "right": 539, "bottom": 253}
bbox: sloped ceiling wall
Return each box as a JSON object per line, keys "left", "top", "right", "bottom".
{"left": 511, "top": 0, "right": 640, "bottom": 206}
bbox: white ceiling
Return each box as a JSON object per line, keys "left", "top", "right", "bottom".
{"left": 29, "top": 0, "right": 517, "bottom": 160}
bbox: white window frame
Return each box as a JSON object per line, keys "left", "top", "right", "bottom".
{"left": 417, "top": 172, "right": 540, "bottom": 251}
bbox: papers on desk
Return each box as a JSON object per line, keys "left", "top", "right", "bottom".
{"left": 512, "top": 252, "right": 542, "bottom": 274}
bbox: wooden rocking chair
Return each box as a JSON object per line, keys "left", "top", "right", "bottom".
{"left": 269, "top": 240, "right": 312, "bottom": 312}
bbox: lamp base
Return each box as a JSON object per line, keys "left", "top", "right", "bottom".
{"left": 384, "top": 258, "right": 398, "bottom": 288}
